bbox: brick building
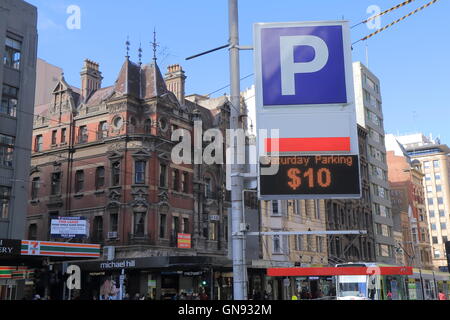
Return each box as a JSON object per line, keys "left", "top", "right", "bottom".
{"left": 27, "top": 56, "right": 237, "bottom": 299}
{"left": 386, "top": 134, "right": 433, "bottom": 269}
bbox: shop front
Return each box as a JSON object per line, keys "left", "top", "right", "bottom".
{"left": 72, "top": 256, "right": 234, "bottom": 300}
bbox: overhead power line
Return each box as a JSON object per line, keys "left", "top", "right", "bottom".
{"left": 353, "top": 0, "right": 442, "bottom": 45}
{"left": 351, "top": 0, "right": 417, "bottom": 29}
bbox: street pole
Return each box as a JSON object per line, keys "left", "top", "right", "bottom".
{"left": 229, "top": 0, "right": 247, "bottom": 300}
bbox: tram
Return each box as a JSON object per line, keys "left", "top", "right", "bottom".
{"left": 335, "top": 263, "right": 450, "bottom": 300}
{"left": 267, "top": 263, "right": 450, "bottom": 300}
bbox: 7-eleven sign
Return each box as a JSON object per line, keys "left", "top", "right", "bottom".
{"left": 28, "top": 241, "right": 40, "bottom": 255}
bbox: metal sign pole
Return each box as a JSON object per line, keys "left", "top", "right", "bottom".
{"left": 229, "top": 0, "right": 247, "bottom": 301}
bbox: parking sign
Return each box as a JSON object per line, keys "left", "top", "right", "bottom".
{"left": 254, "top": 21, "right": 361, "bottom": 200}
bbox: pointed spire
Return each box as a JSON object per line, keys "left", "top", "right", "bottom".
{"left": 138, "top": 42, "right": 143, "bottom": 66}
{"left": 151, "top": 28, "right": 159, "bottom": 63}
{"left": 125, "top": 36, "right": 130, "bottom": 60}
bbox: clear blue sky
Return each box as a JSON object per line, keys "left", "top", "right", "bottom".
{"left": 28, "top": 0, "right": 450, "bottom": 143}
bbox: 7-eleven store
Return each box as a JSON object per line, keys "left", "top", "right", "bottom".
{"left": 0, "top": 240, "right": 100, "bottom": 300}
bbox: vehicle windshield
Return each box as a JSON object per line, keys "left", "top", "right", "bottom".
{"left": 337, "top": 276, "right": 368, "bottom": 298}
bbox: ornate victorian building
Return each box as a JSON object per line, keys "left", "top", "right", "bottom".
{"left": 27, "top": 56, "right": 232, "bottom": 261}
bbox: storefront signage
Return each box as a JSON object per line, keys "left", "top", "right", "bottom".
{"left": 0, "top": 239, "right": 21, "bottom": 256}
{"left": 99, "top": 260, "right": 136, "bottom": 270}
{"left": 21, "top": 240, "right": 101, "bottom": 258}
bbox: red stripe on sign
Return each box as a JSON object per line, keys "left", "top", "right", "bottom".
{"left": 265, "top": 137, "right": 351, "bottom": 153}
{"left": 267, "top": 267, "right": 413, "bottom": 277}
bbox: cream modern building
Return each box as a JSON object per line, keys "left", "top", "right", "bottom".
{"left": 0, "top": 0, "right": 37, "bottom": 239}
{"left": 396, "top": 133, "right": 450, "bottom": 271}
{"left": 353, "top": 62, "right": 395, "bottom": 264}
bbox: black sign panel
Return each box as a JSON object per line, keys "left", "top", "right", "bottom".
{"left": 0, "top": 239, "right": 21, "bottom": 256}
{"left": 260, "top": 155, "right": 361, "bottom": 199}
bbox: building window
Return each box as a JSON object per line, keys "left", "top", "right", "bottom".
{"left": 144, "top": 119, "right": 152, "bottom": 133}
{"left": 436, "top": 185, "right": 442, "bottom": 192}
{"left": 110, "top": 210, "right": 118, "bottom": 233}
{"left": 134, "top": 211, "right": 146, "bottom": 237}
{"left": 31, "top": 177, "right": 40, "bottom": 200}
{"left": 172, "top": 169, "right": 180, "bottom": 191}
{"left": 441, "top": 223, "right": 447, "bottom": 230}
{"left": 61, "top": 128, "right": 67, "bottom": 144}
{"left": 159, "top": 214, "right": 167, "bottom": 238}
{"left": 204, "top": 176, "right": 213, "bottom": 198}
{"left": 429, "top": 210, "right": 435, "bottom": 218}
{"left": 431, "top": 224, "right": 437, "bottom": 231}
{"left": 51, "top": 130, "right": 57, "bottom": 145}
{"left": 98, "top": 121, "right": 109, "bottom": 139}
{"left": 427, "top": 185, "right": 433, "bottom": 193}
{"left": 93, "top": 216, "right": 103, "bottom": 240}
{"left": 135, "top": 161, "right": 146, "bottom": 184}
{"left": 438, "top": 197, "right": 444, "bottom": 205}
{"left": 0, "top": 134, "right": 14, "bottom": 167}
{"left": 159, "top": 164, "right": 167, "bottom": 187}
{"left": 443, "top": 236, "right": 448, "bottom": 244}
{"left": 35, "top": 135, "right": 43, "bottom": 152}
{"left": 209, "top": 222, "right": 217, "bottom": 241}
{"left": 51, "top": 172, "right": 61, "bottom": 195}
{"left": 3, "top": 36, "right": 21, "bottom": 70}
{"left": 112, "top": 162, "right": 121, "bottom": 186}
{"left": 295, "top": 235, "right": 303, "bottom": 251}
{"left": 317, "top": 237, "right": 324, "bottom": 253}
{"left": 433, "top": 236, "right": 438, "bottom": 244}
{"left": 424, "top": 161, "right": 431, "bottom": 169}
{"left": 433, "top": 160, "right": 440, "bottom": 168}
{"left": 78, "top": 126, "right": 88, "bottom": 143}
{"left": 435, "top": 173, "right": 441, "bottom": 181}
{"left": 75, "top": 170, "right": 84, "bottom": 193}
{"left": 439, "top": 210, "right": 445, "bottom": 217}
{"left": 183, "top": 218, "right": 189, "bottom": 234}
{"left": 28, "top": 224, "right": 37, "bottom": 240}
{"left": 272, "top": 201, "right": 280, "bottom": 216}
{"left": 428, "top": 198, "right": 434, "bottom": 206}
{"left": 95, "top": 167, "right": 105, "bottom": 189}
{"left": 182, "top": 172, "right": 189, "bottom": 193}
{"left": 434, "top": 250, "right": 441, "bottom": 259}
{"left": 1, "top": 84, "right": 18, "bottom": 117}
{"left": 272, "top": 235, "right": 282, "bottom": 254}
{"left": 0, "top": 186, "right": 11, "bottom": 219}
{"left": 307, "top": 235, "right": 313, "bottom": 251}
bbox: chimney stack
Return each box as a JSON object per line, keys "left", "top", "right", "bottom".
{"left": 165, "top": 64, "right": 186, "bottom": 104}
{"left": 80, "top": 59, "right": 102, "bottom": 102}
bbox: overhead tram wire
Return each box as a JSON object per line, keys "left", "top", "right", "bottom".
{"left": 353, "top": 0, "right": 443, "bottom": 46}
{"left": 351, "top": 0, "right": 417, "bottom": 29}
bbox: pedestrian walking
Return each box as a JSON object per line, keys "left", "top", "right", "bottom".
{"left": 439, "top": 291, "right": 447, "bottom": 300}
